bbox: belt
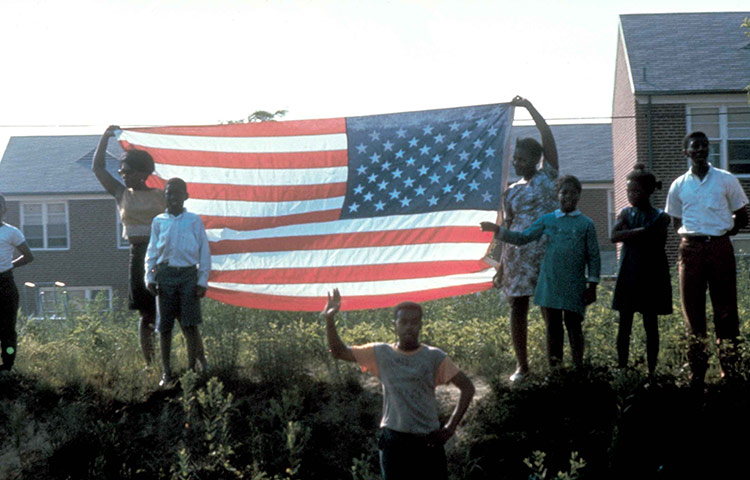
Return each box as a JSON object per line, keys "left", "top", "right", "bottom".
{"left": 157, "top": 264, "right": 196, "bottom": 271}
{"left": 682, "top": 234, "right": 727, "bottom": 243}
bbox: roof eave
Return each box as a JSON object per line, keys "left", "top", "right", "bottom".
{"left": 634, "top": 89, "right": 749, "bottom": 96}
{"left": 1, "top": 191, "right": 108, "bottom": 196}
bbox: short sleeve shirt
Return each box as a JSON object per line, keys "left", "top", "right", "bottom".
{"left": 0, "top": 223, "right": 26, "bottom": 273}
{"left": 351, "top": 343, "right": 459, "bottom": 434}
{"left": 665, "top": 165, "right": 749, "bottom": 236}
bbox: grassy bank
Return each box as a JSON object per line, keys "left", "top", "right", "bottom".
{"left": 3, "top": 260, "right": 750, "bottom": 479}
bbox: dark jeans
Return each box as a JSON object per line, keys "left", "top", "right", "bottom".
{"left": 378, "top": 428, "right": 447, "bottom": 480}
{"left": 0, "top": 270, "right": 19, "bottom": 370}
{"left": 678, "top": 236, "right": 740, "bottom": 381}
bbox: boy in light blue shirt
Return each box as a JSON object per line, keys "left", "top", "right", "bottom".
{"left": 145, "top": 178, "right": 211, "bottom": 387}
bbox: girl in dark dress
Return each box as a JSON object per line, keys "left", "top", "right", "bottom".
{"left": 611, "top": 164, "right": 672, "bottom": 375}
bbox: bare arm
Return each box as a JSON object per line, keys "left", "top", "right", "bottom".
{"left": 11, "top": 242, "right": 33, "bottom": 269}
{"left": 729, "top": 205, "right": 749, "bottom": 236}
{"left": 92, "top": 125, "right": 125, "bottom": 199}
{"left": 427, "top": 370, "right": 475, "bottom": 446}
{"left": 611, "top": 212, "right": 670, "bottom": 243}
{"left": 671, "top": 216, "right": 682, "bottom": 235}
{"left": 609, "top": 211, "right": 630, "bottom": 243}
{"left": 512, "top": 96, "right": 558, "bottom": 171}
{"left": 610, "top": 219, "right": 644, "bottom": 243}
{"left": 323, "top": 289, "right": 356, "bottom": 362}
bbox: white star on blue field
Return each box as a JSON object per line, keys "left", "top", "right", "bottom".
{"left": 341, "top": 104, "right": 511, "bottom": 218}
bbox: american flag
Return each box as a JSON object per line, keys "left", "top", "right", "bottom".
{"left": 118, "top": 103, "right": 513, "bottom": 311}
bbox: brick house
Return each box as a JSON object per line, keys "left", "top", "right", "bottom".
{"left": 0, "top": 135, "right": 128, "bottom": 316}
{"left": 612, "top": 12, "right": 750, "bottom": 260}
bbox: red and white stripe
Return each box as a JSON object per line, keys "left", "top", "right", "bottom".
{"left": 119, "top": 120, "right": 499, "bottom": 311}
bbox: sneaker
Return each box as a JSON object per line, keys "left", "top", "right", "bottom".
{"left": 509, "top": 369, "right": 528, "bottom": 383}
{"left": 158, "top": 374, "right": 174, "bottom": 388}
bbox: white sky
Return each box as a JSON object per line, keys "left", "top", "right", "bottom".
{"left": 0, "top": 0, "right": 748, "bottom": 140}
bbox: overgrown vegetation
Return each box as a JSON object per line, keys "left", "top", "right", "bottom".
{"left": 3, "top": 260, "right": 750, "bottom": 478}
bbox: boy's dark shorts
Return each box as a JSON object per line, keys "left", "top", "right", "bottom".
{"left": 128, "top": 243, "right": 156, "bottom": 314}
{"left": 155, "top": 264, "right": 202, "bottom": 334}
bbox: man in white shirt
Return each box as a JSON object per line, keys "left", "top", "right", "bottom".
{"left": 665, "top": 131, "right": 749, "bottom": 387}
{"left": 145, "top": 178, "right": 211, "bottom": 387}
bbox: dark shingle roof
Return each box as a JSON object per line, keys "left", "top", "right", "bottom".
{"left": 620, "top": 12, "right": 750, "bottom": 94}
{"left": 0, "top": 135, "right": 123, "bottom": 195}
{"left": 511, "top": 123, "right": 613, "bottom": 183}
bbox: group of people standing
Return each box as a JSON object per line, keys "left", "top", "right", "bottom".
{"left": 484, "top": 98, "right": 748, "bottom": 389}
{"left": 0, "top": 126, "right": 212, "bottom": 388}
{"left": 0, "top": 101, "right": 747, "bottom": 480}
{"left": 321, "top": 97, "right": 749, "bottom": 480}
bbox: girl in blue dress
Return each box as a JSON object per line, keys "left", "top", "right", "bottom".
{"left": 483, "top": 175, "right": 600, "bottom": 368}
{"left": 611, "top": 163, "right": 671, "bottom": 375}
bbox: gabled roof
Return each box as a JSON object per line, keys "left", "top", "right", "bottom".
{"left": 511, "top": 123, "right": 613, "bottom": 183}
{"left": 0, "top": 135, "right": 123, "bottom": 195}
{"left": 620, "top": 12, "right": 750, "bottom": 95}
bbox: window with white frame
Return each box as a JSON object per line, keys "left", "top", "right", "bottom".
{"left": 21, "top": 202, "right": 69, "bottom": 249}
{"left": 607, "top": 189, "right": 616, "bottom": 236}
{"left": 688, "top": 105, "right": 750, "bottom": 175}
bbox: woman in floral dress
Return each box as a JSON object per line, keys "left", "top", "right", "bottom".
{"left": 496, "top": 96, "right": 559, "bottom": 381}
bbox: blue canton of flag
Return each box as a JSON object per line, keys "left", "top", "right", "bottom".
{"left": 342, "top": 104, "right": 512, "bottom": 218}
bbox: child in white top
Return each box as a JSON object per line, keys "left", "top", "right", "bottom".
{"left": 0, "top": 194, "right": 34, "bottom": 371}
